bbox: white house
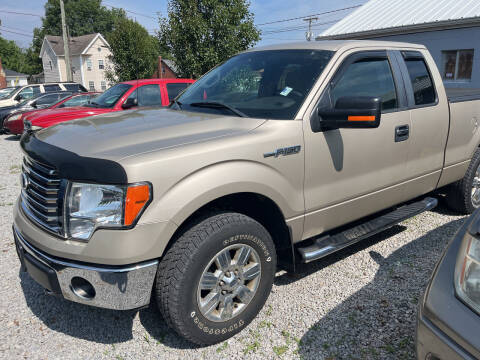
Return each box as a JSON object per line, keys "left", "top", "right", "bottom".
{"left": 4, "top": 69, "right": 28, "bottom": 86}
{"left": 40, "top": 33, "right": 111, "bottom": 91}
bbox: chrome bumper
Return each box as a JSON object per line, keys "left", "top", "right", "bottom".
{"left": 13, "top": 226, "right": 158, "bottom": 310}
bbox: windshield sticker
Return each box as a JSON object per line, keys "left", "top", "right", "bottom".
{"left": 280, "top": 87, "right": 293, "bottom": 96}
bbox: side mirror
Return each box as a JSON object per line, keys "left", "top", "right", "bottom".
{"left": 15, "top": 95, "right": 23, "bottom": 101}
{"left": 312, "top": 96, "right": 381, "bottom": 132}
{"left": 31, "top": 101, "right": 37, "bottom": 108}
{"left": 122, "top": 97, "right": 138, "bottom": 109}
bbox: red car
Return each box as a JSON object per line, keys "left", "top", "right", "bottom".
{"left": 24, "top": 78, "right": 194, "bottom": 132}
{"left": 4, "top": 92, "right": 99, "bottom": 135}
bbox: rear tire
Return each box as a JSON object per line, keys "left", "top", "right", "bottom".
{"left": 446, "top": 147, "right": 480, "bottom": 214}
{"left": 155, "top": 212, "right": 276, "bottom": 345}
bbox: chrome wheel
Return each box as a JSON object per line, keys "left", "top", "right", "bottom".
{"left": 197, "top": 244, "right": 261, "bottom": 322}
{"left": 472, "top": 165, "right": 480, "bottom": 207}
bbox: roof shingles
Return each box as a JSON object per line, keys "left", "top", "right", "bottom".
{"left": 45, "top": 33, "right": 99, "bottom": 56}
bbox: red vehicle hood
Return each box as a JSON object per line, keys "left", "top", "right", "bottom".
{"left": 28, "top": 106, "right": 115, "bottom": 127}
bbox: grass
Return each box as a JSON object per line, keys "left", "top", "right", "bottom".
{"left": 216, "top": 342, "right": 228, "bottom": 353}
{"left": 273, "top": 345, "right": 288, "bottom": 357}
{"left": 243, "top": 340, "right": 260, "bottom": 355}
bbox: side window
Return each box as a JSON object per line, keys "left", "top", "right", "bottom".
{"left": 403, "top": 57, "right": 436, "bottom": 106}
{"left": 64, "top": 84, "right": 80, "bottom": 92}
{"left": 35, "top": 94, "right": 61, "bottom": 106}
{"left": 330, "top": 57, "right": 398, "bottom": 111}
{"left": 135, "top": 85, "right": 162, "bottom": 107}
{"left": 166, "top": 83, "right": 190, "bottom": 100}
{"left": 44, "top": 84, "right": 61, "bottom": 92}
{"left": 17, "top": 86, "right": 35, "bottom": 100}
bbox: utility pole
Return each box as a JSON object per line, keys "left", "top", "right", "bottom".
{"left": 304, "top": 16, "right": 318, "bottom": 41}
{"left": 60, "top": 0, "right": 73, "bottom": 81}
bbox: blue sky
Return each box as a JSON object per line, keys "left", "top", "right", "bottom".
{"left": 0, "top": 0, "right": 366, "bottom": 48}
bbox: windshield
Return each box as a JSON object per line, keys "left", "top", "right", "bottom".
{"left": 0, "top": 87, "right": 20, "bottom": 99}
{"left": 177, "top": 49, "right": 334, "bottom": 119}
{"left": 87, "top": 83, "right": 131, "bottom": 108}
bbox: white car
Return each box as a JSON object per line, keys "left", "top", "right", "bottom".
{"left": 0, "top": 83, "right": 87, "bottom": 108}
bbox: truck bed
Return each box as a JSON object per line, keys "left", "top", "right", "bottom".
{"left": 446, "top": 88, "right": 480, "bottom": 103}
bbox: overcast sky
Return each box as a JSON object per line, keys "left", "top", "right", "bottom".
{"left": 0, "top": 0, "right": 365, "bottom": 48}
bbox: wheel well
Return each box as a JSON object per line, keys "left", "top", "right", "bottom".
{"left": 170, "top": 192, "right": 295, "bottom": 271}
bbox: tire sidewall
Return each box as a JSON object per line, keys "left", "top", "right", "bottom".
{"left": 466, "top": 152, "right": 480, "bottom": 213}
{"left": 177, "top": 218, "right": 276, "bottom": 344}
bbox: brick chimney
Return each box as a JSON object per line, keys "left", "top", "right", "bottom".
{"left": 0, "top": 57, "right": 6, "bottom": 89}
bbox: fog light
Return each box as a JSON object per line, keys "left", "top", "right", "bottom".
{"left": 70, "top": 277, "right": 96, "bottom": 300}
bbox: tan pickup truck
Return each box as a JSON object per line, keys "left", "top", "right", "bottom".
{"left": 13, "top": 40, "right": 480, "bottom": 345}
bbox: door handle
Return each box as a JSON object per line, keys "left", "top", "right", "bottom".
{"left": 395, "top": 125, "right": 409, "bottom": 142}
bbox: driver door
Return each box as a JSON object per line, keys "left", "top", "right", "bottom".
{"left": 302, "top": 50, "right": 412, "bottom": 239}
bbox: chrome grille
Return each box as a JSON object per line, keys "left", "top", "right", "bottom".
{"left": 20, "top": 156, "right": 63, "bottom": 235}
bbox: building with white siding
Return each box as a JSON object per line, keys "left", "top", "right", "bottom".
{"left": 318, "top": 0, "right": 480, "bottom": 88}
{"left": 40, "top": 33, "right": 111, "bottom": 91}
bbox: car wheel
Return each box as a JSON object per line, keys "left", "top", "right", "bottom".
{"left": 446, "top": 147, "right": 480, "bottom": 214}
{"left": 155, "top": 212, "right": 276, "bottom": 345}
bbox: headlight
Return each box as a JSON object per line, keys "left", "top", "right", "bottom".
{"left": 6, "top": 113, "right": 21, "bottom": 122}
{"left": 66, "top": 182, "right": 151, "bottom": 240}
{"left": 455, "top": 224, "right": 480, "bottom": 315}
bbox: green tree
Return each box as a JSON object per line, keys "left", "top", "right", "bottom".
{"left": 158, "top": 0, "right": 260, "bottom": 78}
{"left": 0, "top": 36, "right": 34, "bottom": 75}
{"left": 105, "top": 18, "right": 159, "bottom": 82}
{"left": 28, "top": 0, "right": 126, "bottom": 74}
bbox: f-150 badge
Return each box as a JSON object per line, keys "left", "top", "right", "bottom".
{"left": 264, "top": 145, "right": 301, "bottom": 158}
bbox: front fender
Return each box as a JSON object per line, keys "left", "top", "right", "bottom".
{"left": 142, "top": 160, "right": 304, "bottom": 227}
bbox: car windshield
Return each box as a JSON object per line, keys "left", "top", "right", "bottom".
{"left": 87, "top": 83, "right": 132, "bottom": 108}
{"left": 177, "top": 49, "right": 334, "bottom": 119}
{"left": 0, "top": 87, "right": 20, "bottom": 99}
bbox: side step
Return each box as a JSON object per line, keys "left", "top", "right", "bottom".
{"left": 297, "top": 197, "right": 438, "bottom": 263}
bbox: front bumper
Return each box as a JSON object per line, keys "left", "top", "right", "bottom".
{"left": 14, "top": 225, "right": 158, "bottom": 310}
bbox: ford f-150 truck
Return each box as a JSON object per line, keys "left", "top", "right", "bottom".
{"left": 13, "top": 40, "right": 480, "bottom": 345}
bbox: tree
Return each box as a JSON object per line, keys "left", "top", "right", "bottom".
{"left": 0, "top": 36, "right": 35, "bottom": 75}
{"left": 158, "top": 0, "right": 260, "bottom": 78}
{"left": 105, "top": 18, "right": 159, "bottom": 82}
{"left": 28, "top": 0, "right": 126, "bottom": 74}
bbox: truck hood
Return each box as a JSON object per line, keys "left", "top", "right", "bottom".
{"left": 35, "top": 107, "right": 266, "bottom": 161}
{"left": 28, "top": 106, "right": 111, "bottom": 124}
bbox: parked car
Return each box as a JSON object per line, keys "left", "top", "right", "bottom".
{"left": 22, "top": 78, "right": 194, "bottom": 131}
{"left": 13, "top": 40, "right": 480, "bottom": 345}
{"left": 0, "top": 82, "right": 87, "bottom": 108}
{"left": 0, "top": 86, "right": 21, "bottom": 99}
{"left": 4, "top": 92, "right": 99, "bottom": 135}
{"left": 416, "top": 210, "right": 480, "bottom": 359}
{"left": 0, "top": 91, "right": 73, "bottom": 131}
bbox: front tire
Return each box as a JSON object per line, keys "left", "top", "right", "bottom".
{"left": 155, "top": 212, "right": 276, "bottom": 345}
{"left": 446, "top": 147, "right": 480, "bottom": 214}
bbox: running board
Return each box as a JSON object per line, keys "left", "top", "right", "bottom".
{"left": 297, "top": 197, "right": 438, "bottom": 263}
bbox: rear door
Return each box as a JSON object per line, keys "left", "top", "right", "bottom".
{"left": 165, "top": 82, "right": 191, "bottom": 103}
{"left": 302, "top": 50, "right": 412, "bottom": 239}
{"left": 395, "top": 50, "right": 449, "bottom": 197}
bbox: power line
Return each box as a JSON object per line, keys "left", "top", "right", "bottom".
{"left": 261, "top": 19, "right": 340, "bottom": 35}
{"left": 103, "top": 3, "right": 157, "bottom": 20}
{"left": 0, "top": 27, "right": 33, "bottom": 37}
{"left": 255, "top": 5, "right": 361, "bottom": 26}
{"left": 0, "top": 9, "right": 42, "bottom": 17}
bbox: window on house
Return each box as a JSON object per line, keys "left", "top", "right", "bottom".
{"left": 86, "top": 59, "right": 92, "bottom": 71}
{"left": 98, "top": 60, "right": 104, "bottom": 70}
{"left": 442, "top": 50, "right": 474, "bottom": 81}
{"left": 49, "top": 61, "right": 53, "bottom": 71}
{"left": 89, "top": 81, "right": 95, "bottom": 91}
{"left": 97, "top": 47, "right": 101, "bottom": 52}
{"left": 101, "top": 81, "right": 106, "bottom": 91}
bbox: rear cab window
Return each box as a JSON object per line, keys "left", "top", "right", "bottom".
{"left": 401, "top": 51, "right": 436, "bottom": 106}
{"left": 166, "top": 83, "right": 190, "bottom": 101}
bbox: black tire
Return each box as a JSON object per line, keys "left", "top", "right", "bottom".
{"left": 155, "top": 212, "right": 277, "bottom": 345}
{"left": 446, "top": 147, "right": 480, "bottom": 214}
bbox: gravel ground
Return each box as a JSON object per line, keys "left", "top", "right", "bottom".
{"left": 0, "top": 133, "right": 467, "bottom": 360}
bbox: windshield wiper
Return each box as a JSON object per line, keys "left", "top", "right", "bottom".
{"left": 189, "top": 101, "right": 247, "bottom": 117}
